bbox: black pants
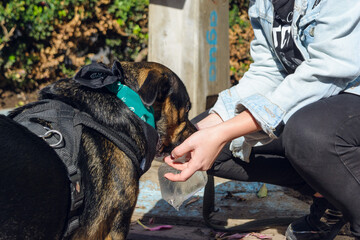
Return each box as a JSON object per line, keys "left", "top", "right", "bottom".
{"left": 193, "top": 93, "right": 360, "bottom": 237}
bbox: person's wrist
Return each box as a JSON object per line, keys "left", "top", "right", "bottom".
{"left": 195, "top": 113, "right": 223, "bottom": 130}
{"left": 214, "top": 110, "right": 261, "bottom": 143}
{"left": 217, "top": 127, "right": 231, "bottom": 145}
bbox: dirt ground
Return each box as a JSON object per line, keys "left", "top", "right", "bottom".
{"left": 0, "top": 88, "right": 40, "bottom": 110}
{"left": 127, "top": 223, "right": 356, "bottom": 240}
{"left": 126, "top": 161, "right": 356, "bottom": 240}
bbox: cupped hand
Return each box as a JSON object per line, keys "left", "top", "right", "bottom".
{"left": 163, "top": 125, "right": 227, "bottom": 182}
{"left": 162, "top": 110, "right": 261, "bottom": 182}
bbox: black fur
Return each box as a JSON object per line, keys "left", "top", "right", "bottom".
{"left": 0, "top": 115, "right": 70, "bottom": 239}
{"left": 0, "top": 62, "right": 196, "bottom": 240}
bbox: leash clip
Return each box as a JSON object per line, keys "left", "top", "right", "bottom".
{"left": 39, "top": 127, "right": 64, "bottom": 147}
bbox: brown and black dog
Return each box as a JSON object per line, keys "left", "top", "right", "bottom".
{"left": 0, "top": 62, "right": 196, "bottom": 240}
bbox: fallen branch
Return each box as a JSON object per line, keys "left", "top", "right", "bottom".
{"left": 0, "top": 20, "right": 16, "bottom": 51}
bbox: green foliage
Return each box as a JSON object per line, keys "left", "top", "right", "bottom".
{"left": 107, "top": 0, "right": 149, "bottom": 61}
{"left": 0, "top": 0, "right": 250, "bottom": 90}
{"left": 229, "top": 0, "right": 252, "bottom": 83}
{"left": 0, "top": 0, "right": 149, "bottom": 90}
{"left": 229, "top": 0, "right": 250, "bottom": 29}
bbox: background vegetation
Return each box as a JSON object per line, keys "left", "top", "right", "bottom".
{"left": 229, "top": 0, "right": 253, "bottom": 85}
{"left": 0, "top": 0, "right": 252, "bottom": 92}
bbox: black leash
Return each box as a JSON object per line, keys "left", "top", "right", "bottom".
{"left": 202, "top": 174, "right": 298, "bottom": 232}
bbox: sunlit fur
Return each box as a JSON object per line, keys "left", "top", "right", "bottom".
{"left": 0, "top": 61, "right": 196, "bottom": 240}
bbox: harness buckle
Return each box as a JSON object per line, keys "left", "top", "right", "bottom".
{"left": 69, "top": 168, "right": 84, "bottom": 212}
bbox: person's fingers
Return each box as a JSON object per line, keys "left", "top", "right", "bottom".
{"left": 163, "top": 155, "right": 174, "bottom": 163}
{"left": 163, "top": 155, "right": 188, "bottom": 171}
{"left": 164, "top": 167, "right": 196, "bottom": 182}
{"left": 170, "top": 139, "right": 194, "bottom": 160}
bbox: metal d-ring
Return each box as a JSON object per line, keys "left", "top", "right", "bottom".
{"left": 39, "top": 127, "right": 63, "bottom": 147}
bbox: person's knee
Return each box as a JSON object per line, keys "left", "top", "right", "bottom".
{"left": 282, "top": 107, "right": 328, "bottom": 168}
{"left": 282, "top": 108, "right": 313, "bottom": 155}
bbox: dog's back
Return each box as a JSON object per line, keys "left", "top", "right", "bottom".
{"left": 0, "top": 114, "right": 70, "bottom": 240}
{"left": 0, "top": 61, "right": 197, "bottom": 240}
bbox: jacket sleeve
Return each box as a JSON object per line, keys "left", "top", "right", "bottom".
{"left": 213, "top": 0, "right": 360, "bottom": 139}
{"left": 210, "top": 5, "right": 286, "bottom": 123}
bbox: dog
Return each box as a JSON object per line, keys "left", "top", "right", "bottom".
{"left": 0, "top": 61, "right": 196, "bottom": 240}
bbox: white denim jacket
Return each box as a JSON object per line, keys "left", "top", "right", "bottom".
{"left": 211, "top": 0, "right": 360, "bottom": 162}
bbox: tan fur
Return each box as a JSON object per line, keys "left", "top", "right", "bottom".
{"left": 1, "top": 61, "right": 196, "bottom": 240}
{"left": 71, "top": 135, "right": 138, "bottom": 240}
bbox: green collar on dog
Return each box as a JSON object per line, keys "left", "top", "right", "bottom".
{"left": 106, "top": 82, "right": 156, "bottom": 129}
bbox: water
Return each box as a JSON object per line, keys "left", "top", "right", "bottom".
{"left": 158, "top": 161, "right": 207, "bottom": 211}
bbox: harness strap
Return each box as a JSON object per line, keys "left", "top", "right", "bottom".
{"left": 73, "top": 111, "right": 142, "bottom": 176}
{"left": 11, "top": 99, "right": 146, "bottom": 238}
{"left": 13, "top": 99, "right": 143, "bottom": 172}
{"left": 11, "top": 99, "right": 158, "bottom": 238}
{"left": 12, "top": 100, "right": 84, "bottom": 238}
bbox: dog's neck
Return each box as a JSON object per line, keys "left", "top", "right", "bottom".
{"left": 106, "top": 82, "right": 156, "bottom": 129}
{"left": 72, "top": 61, "right": 156, "bottom": 129}
{"left": 105, "top": 82, "right": 159, "bottom": 174}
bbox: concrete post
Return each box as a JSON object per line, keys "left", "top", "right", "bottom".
{"left": 148, "top": 0, "right": 230, "bottom": 118}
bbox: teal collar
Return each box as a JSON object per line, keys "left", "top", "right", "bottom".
{"left": 106, "top": 82, "right": 156, "bottom": 128}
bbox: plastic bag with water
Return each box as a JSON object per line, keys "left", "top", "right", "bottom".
{"left": 157, "top": 156, "right": 208, "bottom": 211}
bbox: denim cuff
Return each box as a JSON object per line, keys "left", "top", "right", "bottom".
{"left": 210, "top": 89, "right": 284, "bottom": 161}
{"left": 210, "top": 87, "right": 240, "bottom": 122}
{"left": 236, "top": 94, "right": 285, "bottom": 138}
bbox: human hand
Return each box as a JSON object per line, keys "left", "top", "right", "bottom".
{"left": 163, "top": 125, "right": 227, "bottom": 182}
{"left": 163, "top": 110, "right": 261, "bottom": 182}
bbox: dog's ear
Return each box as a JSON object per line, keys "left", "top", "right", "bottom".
{"left": 138, "top": 70, "right": 170, "bottom": 107}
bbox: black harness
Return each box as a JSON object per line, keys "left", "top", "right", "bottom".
{"left": 11, "top": 99, "right": 159, "bottom": 238}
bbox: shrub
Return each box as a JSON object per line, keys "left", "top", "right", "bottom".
{"left": 0, "top": 0, "right": 149, "bottom": 90}
{"left": 229, "top": 0, "right": 253, "bottom": 84}
{"left": 0, "top": 0, "right": 250, "bottom": 90}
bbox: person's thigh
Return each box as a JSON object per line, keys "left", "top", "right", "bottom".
{"left": 283, "top": 93, "right": 360, "bottom": 236}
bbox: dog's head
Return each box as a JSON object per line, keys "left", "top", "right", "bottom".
{"left": 118, "top": 61, "right": 197, "bottom": 155}
{"left": 39, "top": 61, "right": 196, "bottom": 156}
